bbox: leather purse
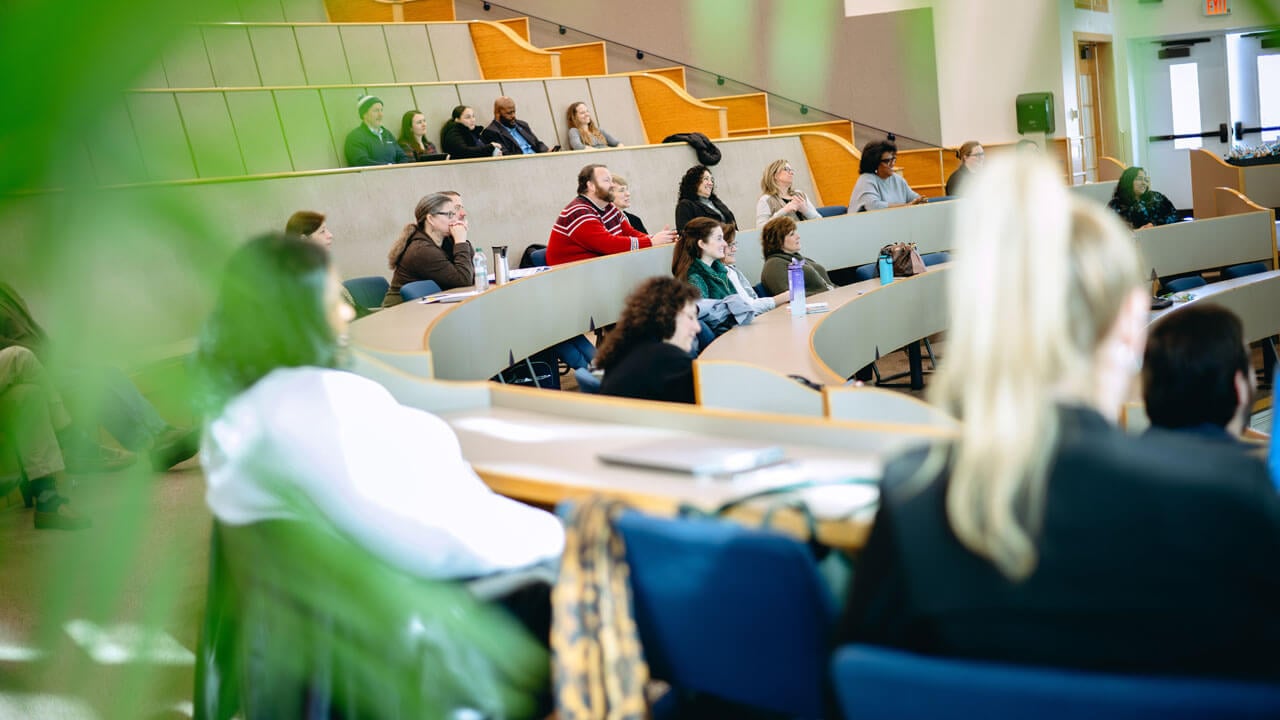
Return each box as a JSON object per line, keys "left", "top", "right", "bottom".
{"left": 880, "top": 242, "right": 927, "bottom": 277}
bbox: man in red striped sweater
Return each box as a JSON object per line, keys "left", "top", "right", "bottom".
{"left": 547, "top": 164, "right": 675, "bottom": 265}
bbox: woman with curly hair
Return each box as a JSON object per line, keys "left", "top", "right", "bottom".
{"left": 1107, "top": 166, "right": 1178, "bottom": 229}
{"left": 565, "top": 102, "right": 621, "bottom": 150}
{"left": 674, "top": 165, "right": 736, "bottom": 232}
{"left": 597, "top": 277, "right": 701, "bottom": 404}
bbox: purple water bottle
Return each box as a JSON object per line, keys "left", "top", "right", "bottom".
{"left": 788, "top": 258, "right": 806, "bottom": 317}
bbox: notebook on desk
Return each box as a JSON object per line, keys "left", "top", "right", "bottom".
{"left": 598, "top": 438, "right": 787, "bottom": 477}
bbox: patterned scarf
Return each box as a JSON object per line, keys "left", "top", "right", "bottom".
{"left": 551, "top": 498, "right": 650, "bottom": 720}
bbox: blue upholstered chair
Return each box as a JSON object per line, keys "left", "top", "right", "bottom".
{"left": 398, "top": 279, "right": 443, "bottom": 302}
{"left": 753, "top": 282, "right": 769, "bottom": 299}
{"left": 921, "top": 251, "right": 950, "bottom": 266}
{"left": 1163, "top": 275, "right": 1207, "bottom": 293}
{"left": 815, "top": 205, "right": 847, "bottom": 218}
{"left": 573, "top": 367, "right": 601, "bottom": 394}
{"left": 852, "top": 263, "right": 879, "bottom": 282}
{"left": 1223, "top": 261, "right": 1268, "bottom": 280}
{"left": 614, "top": 511, "right": 837, "bottom": 718}
{"left": 830, "top": 645, "right": 1280, "bottom": 720}
{"left": 342, "top": 276, "right": 389, "bottom": 312}
{"left": 530, "top": 248, "right": 548, "bottom": 267}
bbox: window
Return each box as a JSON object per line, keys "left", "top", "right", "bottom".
{"left": 1259, "top": 54, "right": 1280, "bottom": 142}
{"left": 1169, "top": 62, "right": 1202, "bottom": 150}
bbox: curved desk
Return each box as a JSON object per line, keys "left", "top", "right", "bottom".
{"left": 1149, "top": 269, "right": 1280, "bottom": 342}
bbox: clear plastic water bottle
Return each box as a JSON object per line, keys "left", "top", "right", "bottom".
{"left": 472, "top": 248, "right": 488, "bottom": 293}
{"left": 878, "top": 253, "right": 894, "bottom": 285}
{"left": 788, "top": 258, "right": 805, "bottom": 317}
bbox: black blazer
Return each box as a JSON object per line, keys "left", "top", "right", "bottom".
{"left": 675, "top": 196, "right": 735, "bottom": 232}
{"left": 600, "top": 341, "right": 694, "bottom": 404}
{"left": 839, "top": 405, "right": 1280, "bottom": 681}
{"left": 440, "top": 122, "right": 494, "bottom": 159}
{"left": 480, "top": 118, "right": 549, "bottom": 156}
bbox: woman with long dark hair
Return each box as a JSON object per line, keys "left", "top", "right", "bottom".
{"left": 1107, "top": 166, "right": 1178, "bottom": 229}
{"left": 671, "top": 217, "right": 733, "bottom": 300}
{"left": 674, "top": 165, "right": 736, "bottom": 231}
{"left": 396, "top": 109, "right": 440, "bottom": 162}
{"left": 597, "top": 277, "right": 701, "bottom": 404}
{"left": 440, "top": 105, "right": 502, "bottom": 159}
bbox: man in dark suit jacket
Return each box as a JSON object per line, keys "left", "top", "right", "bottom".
{"left": 480, "top": 96, "right": 550, "bottom": 156}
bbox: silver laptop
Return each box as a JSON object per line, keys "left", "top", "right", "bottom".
{"left": 598, "top": 438, "right": 787, "bottom": 477}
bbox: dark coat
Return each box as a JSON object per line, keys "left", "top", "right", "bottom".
{"left": 480, "top": 118, "right": 549, "bottom": 156}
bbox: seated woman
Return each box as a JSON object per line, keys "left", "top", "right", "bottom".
{"left": 597, "top": 277, "right": 701, "bottom": 404}
{"left": 396, "top": 109, "right": 441, "bottom": 162}
{"left": 944, "top": 140, "right": 984, "bottom": 196}
{"left": 755, "top": 158, "right": 820, "bottom": 227}
{"left": 722, "top": 224, "right": 787, "bottom": 316}
{"left": 197, "top": 233, "right": 565, "bottom": 582}
{"left": 611, "top": 173, "right": 647, "bottom": 235}
{"left": 1108, "top": 166, "right": 1178, "bottom": 229}
{"left": 285, "top": 210, "right": 367, "bottom": 318}
{"left": 382, "top": 193, "right": 475, "bottom": 307}
{"left": 849, "top": 140, "right": 926, "bottom": 212}
{"left": 672, "top": 218, "right": 733, "bottom": 300}
{"left": 675, "top": 165, "right": 736, "bottom": 231}
{"left": 440, "top": 105, "right": 502, "bottom": 159}
{"left": 758, "top": 216, "right": 835, "bottom": 296}
{"left": 565, "top": 102, "right": 621, "bottom": 150}
{"left": 837, "top": 155, "right": 1280, "bottom": 680}
{"left": 0, "top": 284, "right": 197, "bottom": 475}
{"left": 0, "top": 345, "right": 90, "bottom": 530}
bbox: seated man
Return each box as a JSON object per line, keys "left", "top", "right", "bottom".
{"left": 343, "top": 95, "right": 408, "bottom": 167}
{"left": 1143, "top": 303, "right": 1257, "bottom": 445}
{"left": 480, "top": 96, "right": 550, "bottom": 156}
{"left": 547, "top": 164, "right": 675, "bottom": 265}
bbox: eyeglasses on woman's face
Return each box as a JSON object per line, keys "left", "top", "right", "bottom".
{"left": 879, "top": 155, "right": 896, "bottom": 165}
{"left": 431, "top": 210, "right": 457, "bottom": 219}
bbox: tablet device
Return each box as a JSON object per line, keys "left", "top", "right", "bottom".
{"left": 598, "top": 438, "right": 786, "bottom": 476}
{"left": 420, "top": 153, "right": 448, "bottom": 163}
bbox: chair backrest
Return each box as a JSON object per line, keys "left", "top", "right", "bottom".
{"left": 343, "top": 275, "right": 389, "bottom": 311}
{"left": 752, "top": 282, "right": 768, "bottom": 298}
{"left": 816, "top": 204, "right": 847, "bottom": 218}
{"left": 921, "top": 251, "right": 950, "bottom": 266}
{"left": 614, "top": 510, "right": 837, "bottom": 718}
{"left": 1223, "top": 261, "right": 1269, "bottom": 280}
{"left": 399, "top": 279, "right": 443, "bottom": 301}
{"left": 1163, "top": 275, "right": 1207, "bottom": 293}
{"left": 530, "top": 248, "right": 547, "bottom": 267}
{"left": 831, "top": 645, "right": 1280, "bottom": 720}
{"left": 572, "top": 367, "right": 601, "bottom": 394}
{"left": 852, "top": 263, "right": 879, "bottom": 282}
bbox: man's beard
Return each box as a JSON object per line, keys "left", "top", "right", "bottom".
{"left": 596, "top": 188, "right": 615, "bottom": 204}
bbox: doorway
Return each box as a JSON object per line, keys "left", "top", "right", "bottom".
{"left": 1075, "top": 34, "right": 1119, "bottom": 184}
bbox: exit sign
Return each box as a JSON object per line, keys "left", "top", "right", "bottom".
{"left": 1203, "top": 0, "right": 1231, "bottom": 16}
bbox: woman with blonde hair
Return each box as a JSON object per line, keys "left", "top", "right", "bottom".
{"left": 754, "top": 158, "right": 820, "bottom": 227}
{"left": 837, "top": 155, "right": 1280, "bottom": 680}
{"left": 565, "top": 102, "right": 621, "bottom": 150}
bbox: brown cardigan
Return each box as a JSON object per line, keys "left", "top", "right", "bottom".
{"left": 382, "top": 229, "right": 475, "bottom": 306}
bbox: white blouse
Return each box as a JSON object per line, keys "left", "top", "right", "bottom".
{"left": 202, "top": 367, "right": 565, "bottom": 580}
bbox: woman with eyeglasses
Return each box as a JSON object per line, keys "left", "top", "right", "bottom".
{"left": 755, "top": 158, "right": 820, "bottom": 228}
{"left": 675, "top": 164, "right": 736, "bottom": 232}
{"left": 945, "top": 141, "right": 985, "bottom": 196}
{"left": 382, "top": 193, "right": 475, "bottom": 307}
{"left": 596, "top": 277, "right": 701, "bottom": 404}
{"left": 722, "top": 224, "right": 788, "bottom": 316}
{"left": 1108, "top": 166, "right": 1178, "bottom": 229}
{"left": 850, "top": 140, "right": 927, "bottom": 213}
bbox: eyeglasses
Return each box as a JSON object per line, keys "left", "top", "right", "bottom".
{"left": 879, "top": 156, "right": 896, "bottom": 165}
{"left": 431, "top": 211, "right": 457, "bottom": 219}
{"left": 967, "top": 151, "right": 985, "bottom": 158}
{"left": 725, "top": 242, "right": 738, "bottom": 251}
{"left": 1135, "top": 175, "right": 1151, "bottom": 183}
{"left": 782, "top": 166, "right": 795, "bottom": 173}
{"left": 702, "top": 176, "right": 715, "bottom": 184}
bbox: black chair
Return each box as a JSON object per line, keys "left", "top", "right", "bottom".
{"left": 342, "top": 276, "right": 389, "bottom": 312}
{"left": 194, "top": 520, "right": 548, "bottom": 720}
{"left": 831, "top": 644, "right": 1280, "bottom": 720}
{"left": 399, "top": 279, "right": 444, "bottom": 302}
{"left": 615, "top": 510, "right": 837, "bottom": 718}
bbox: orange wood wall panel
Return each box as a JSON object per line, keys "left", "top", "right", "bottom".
{"left": 705, "top": 93, "right": 768, "bottom": 132}
{"left": 400, "top": 0, "right": 455, "bottom": 20}
{"left": 646, "top": 67, "right": 686, "bottom": 90}
{"left": 324, "top": 0, "right": 393, "bottom": 22}
{"left": 497, "top": 17, "right": 529, "bottom": 41}
{"left": 469, "top": 22, "right": 559, "bottom": 79}
{"left": 629, "top": 74, "right": 726, "bottom": 143}
{"left": 548, "top": 42, "right": 608, "bottom": 76}
{"left": 897, "top": 148, "right": 944, "bottom": 197}
{"left": 800, "top": 133, "right": 860, "bottom": 208}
